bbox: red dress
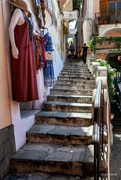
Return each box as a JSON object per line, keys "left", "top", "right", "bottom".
{"left": 11, "top": 19, "right": 39, "bottom": 102}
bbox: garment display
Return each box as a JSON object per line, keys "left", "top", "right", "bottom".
{"left": 43, "top": 32, "right": 55, "bottom": 87}
{"left": 34, "top": 35, "right": 45, "bottom": 70}
{"left": 11, "top": 14, "right": 39, "bottom": 102}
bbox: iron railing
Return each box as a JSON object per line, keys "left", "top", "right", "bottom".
{"left": 95, "top": 11, "right": 121, "bottom": 25}
{"left": 92, "top": 79, "right": 104, "bottom": 180}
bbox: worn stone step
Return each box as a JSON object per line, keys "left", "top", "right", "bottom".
{"left": 26, "top": 124, "right": 93, "bottom": 145}
{"left": 63, "top": 65, "right": 88, "bottom": 69}
{"left": 57, "top": 76, "right": 94, "bottom": 81}
{"left": 47, "top": 94, "right": 92, "bottom": 103}
{"left": 60, "top": 71, "right": 91, "bottom": 75}
{"left": 9, "top": 143, "right": 107, "bottom": 177}
{"left": 58, "top": 74, "right": 93, "bottom": 78}
{"left": 4, "top": 172, "right": 95, "bottom": 180}
{"left": 54, "top": 83, "right": 95, "bottom": 89}
{"left": 62, "top": 67, "right": 89, "bottom": 71}
{"left": 56, "top": 79, "right": 96, "bottom": 85}
{"left": 42, "top": 101, "right": 92, "bottom": 113}
{"left": 50, "top": 88, "right": 93, "bottom": 96}
{"left": 35, "top": 111, "right": 93, "bottom": 126}
{"left": 62, "top": 69, "right": 90, "bottom": 73}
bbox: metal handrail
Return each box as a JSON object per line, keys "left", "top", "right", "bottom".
{"left": 92, "top": 79, "right": 104, "bottom": 180}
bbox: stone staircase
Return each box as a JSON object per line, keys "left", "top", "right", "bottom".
{"left": 4, "top": 59, "right": 107, "bottom": 179}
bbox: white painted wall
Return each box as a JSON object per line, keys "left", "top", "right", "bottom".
{"left": 99, "top": 24, "right": 121, "bottom": 36}
{"left": 83, "top": 0, "right": 100, "bottom": 44}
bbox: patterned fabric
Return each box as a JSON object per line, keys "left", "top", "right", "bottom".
{"left": 43, "top": 32, "right": 55, "bottom": 87}
{"left": 43, "top": 61, "right": 55, "bottom": 86}
{"left": 34, "top": 35, "right": 45, "bottom": 70}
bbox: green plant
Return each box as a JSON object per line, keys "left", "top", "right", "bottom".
{"left": 97, "top": 59, "right": 117, "bottom": 103}
{"left": 89, "top": 36, "right": 121, "bottom": 52}
{"left": 73, "top": 0, "right": 82, "bottom": 12}
{"left": 98, "top": 16, "right": 103, "bottom": 21}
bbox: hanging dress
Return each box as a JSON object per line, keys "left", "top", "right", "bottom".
{"left": 43, "top": 32, "right": 55, "bottom": 87}
{"left": 11, "top": 16, "right": 39, "bottom": 102}
{"left": 34, "top": 35, "right": 45, "bottom": 70}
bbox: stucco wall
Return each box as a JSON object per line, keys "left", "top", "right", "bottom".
{"left": 0, "top": 0, "right": 11, "bottom": 129}
{"left": 82, "top": 0, "right": 100, "bottom": 44}
{"left": 99, "top": 24, "right": 121, "bottom": 36}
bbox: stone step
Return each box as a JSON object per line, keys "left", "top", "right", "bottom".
{"left": 50, "top": 88, "right": 93, "bottom": 96}
{"left": 62, "top": 67, "right": 89, "bottom": 70}
{"left": 60, "top": 71, "right": 91, "bottom": 75}
{"left": 9, "top": 143, "right": 107, "bottom": 177}
{"left": 62, "top": 68, "right": 90, "bottom": 72}
{"left": 47, "top": 94, "right": 92, "bottom": 103}
{"left": 56, "top": 79, "right": 96, "bottom": 85}
{"left": 57, "top": 76, "right": 94, "bottom": 81}
{"left": 26, "top": 124, "right": 93, "bottom": 145}
{"left": 35, "top": 111, "right": 93, "bottom": 126}
{"left": 54, "top": 83, "right": 95, "bottom": 89}
{"left": 58, "top": 74, "right": 93, "bottom": 78}
{"left": 63, "top": 65, "right": 88, "bottom": 69}
{"left": 4, "top": 172, "right": 95, "bottom": 180}
{"left": 42, "top": 101, "right": 92, "bottom": 113}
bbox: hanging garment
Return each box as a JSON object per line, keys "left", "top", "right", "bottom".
{"left": 43, "top": 32, "right": 55, "bottom": 87}
{"left": 11, "top": 17, "right": 39, "bottom": 102}
{"left": 34, "top": 35, "right": 45, "bottom": 70}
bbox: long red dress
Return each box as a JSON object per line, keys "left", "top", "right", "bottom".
{"left": 11, "top": 18, "right": 39, "bottom": 102}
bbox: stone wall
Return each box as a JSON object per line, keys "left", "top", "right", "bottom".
{"left": 0, "top": 125, "right": 15, "bottom": 179}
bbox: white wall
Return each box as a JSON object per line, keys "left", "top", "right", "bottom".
{"left": 99, "top": 24, "right": 121, "bottom": 36}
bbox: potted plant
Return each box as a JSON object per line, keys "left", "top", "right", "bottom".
{"left": 98, "top": 16, "right": 103, "bottom": 24}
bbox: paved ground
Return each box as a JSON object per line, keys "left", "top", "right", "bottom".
{"left": 110, "top": 132, "right": 121, "bottom": 180}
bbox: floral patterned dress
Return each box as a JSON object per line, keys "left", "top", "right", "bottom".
{"left": 43, "top": 32, "right": 55, "bottom": 87}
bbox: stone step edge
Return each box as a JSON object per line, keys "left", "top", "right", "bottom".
{"left": 35, "top": 111, "right": 93, "bottom": 126}
{"left": 10, "top": 143, "right": 108, "bottom": 176}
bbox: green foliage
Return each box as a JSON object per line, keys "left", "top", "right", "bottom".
{"left": 97, "top": 59, "right": 117, "bottom": 103}
{"left": 89, "top": 36, "right": 121, "bottom": 51}
{"left": 73, "top": 0, "right": 82, "bottom": 12}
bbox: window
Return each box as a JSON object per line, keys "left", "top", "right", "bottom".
{"left": 108, "top": 0, "right": 121, "bottom": 22}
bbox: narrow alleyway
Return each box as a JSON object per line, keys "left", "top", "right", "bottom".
{"left": 4, "top": 56, "right": 121, "bottom": 180}
{"left": 4, "top": 57, "right": 96, "bottom": 180}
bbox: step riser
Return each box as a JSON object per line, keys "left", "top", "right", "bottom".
{"left": 58, "top": 75, "right": 93, "bottom": 78}
{"left": 47, "top": 96, "right": 92, "bottom": 103}
{"left": 58, "top": 77, "right": 94, "bottom": 80}
{"left": 42, "top": 104, "right": 92, "bottom": 113}
{"left": 26, "top": 134, "right": 92, "bottom": 145}
{"left": 54, "top": 84, "right": 95, "bottom": 89}
{"left": 60, "top": 72, "right": 91, "bottom": 75}
{"left": 50, "top": 90, "right": 93, "bottom": 96}
{"left": 10, "top": 149, "right": 107, "bottom": 177}
{"left": 62, "top": 70, "right": 90, "bottom": 73}
{"left": 10, "top": 160, "right": 83, "bottom": 176}
{"left": 56, "top": 81, "right": 95, "bottom": 85}
{"left": 35, "top": 116, "right": 93, "bottom": 126}
{"left": 62, "top": 67, "right": 89, "bottom": 70}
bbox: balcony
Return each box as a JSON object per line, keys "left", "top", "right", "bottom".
{"left": 94, "top": 11, "right": 121, "bottom": 35}
{"left": 95, "top": 11, "right": 121, "bottom": 25}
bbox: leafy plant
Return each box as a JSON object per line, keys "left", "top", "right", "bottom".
{"left": 73, "top": 0, "right": 82, "bottom": 12}
{"left": 89, "top": 36, "right": 121, "bottom": 51}
{"left": 97, "top": 59, "right": 117, "bottom": 103}
{"left": 98, "top": 16, "right": 103, "bottom": 21}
